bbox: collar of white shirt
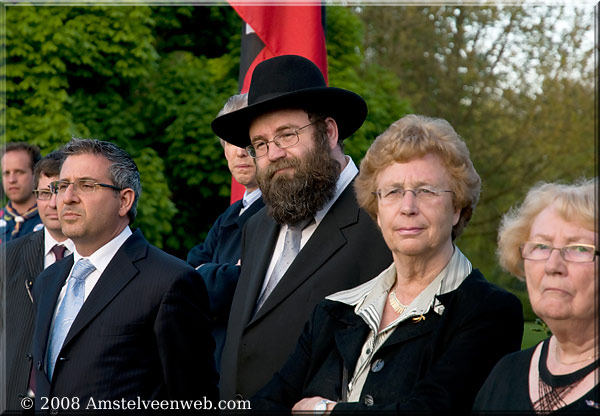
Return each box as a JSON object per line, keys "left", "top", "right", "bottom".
{"left": 327, "top": 245, "right": 473, "bottom": 331}
{"left": 72, "top": 226, "right": 133, "bottom": 278}
{"left": 50, "top": 226, "right": 135, "bottom": 335}
{"left": 313, "top": 155, "right": 357, "bottom": 226}
{"left": 240, "top": 188, "right": 263, "bottom": 215}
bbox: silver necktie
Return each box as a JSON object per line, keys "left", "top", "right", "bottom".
{"left": 255, "top": 219, "right": 311, "bottom": 312}
{"left": 46, "top": 258, "right": 95, "bottom": 380}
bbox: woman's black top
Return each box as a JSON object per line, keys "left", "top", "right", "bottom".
{"left": 474, "top": 338, "right": 600, "bottom": 414}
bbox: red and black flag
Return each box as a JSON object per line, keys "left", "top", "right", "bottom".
{"left": 227, "top": 2, "right": 328, "bottom": 203}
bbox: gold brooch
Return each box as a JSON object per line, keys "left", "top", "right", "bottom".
{"left": 412, "top": 315, "right": 426, "bottom": 323}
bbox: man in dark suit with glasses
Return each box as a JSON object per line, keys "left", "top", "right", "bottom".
{"left": 30, "top": 138, "right": 217, "bottom": 412}
{"left": 1, "top": 150, "right": 74, "bottom": 412}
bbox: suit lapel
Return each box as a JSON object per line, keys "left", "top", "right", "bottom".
{"left": 220, "top": 200, "right": 243, "bottom": 229}
{"left": 61, "top": 230, "right": 147, "bottom": 349}
{"left": 235, "top": 198, "right": 264, "bottom": 228}
{"left": 377, "top": 290, "right": 460, "bottom": 350}
{"left": 222, "top": 198, "right": 264, "bottom": 230}
{"left": 251, "top": 187, "right": 359, "bottom": 322}
{"left": 9, "top": 230, "right": 45, "bottom": 305}
{"left": 240, "top": 211, "right": 280, "bottom": 326}
{"left": 380, "top": 312, "right": 439, "bottom": 349}
{"left": 34, "top": 255, "right": 74, "bottom": 380}
{"left": 320, "top": 301, "right": 371, "bottom": 375}
{"left": 23, "top": 230, "right": 45, "bottom": 284}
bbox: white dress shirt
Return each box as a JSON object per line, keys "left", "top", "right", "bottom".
{"left": 46, "top": 226, "right": 133, "bottom": 373}
{"left": 239, "top": 188, "right": 262, "bottom": 216}
{"left": 52, "top": 226, "right": 132, "bottom": 315}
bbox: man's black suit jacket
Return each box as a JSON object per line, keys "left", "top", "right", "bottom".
{"left": 31, "top": 229, "right": 218, "bottom": 411}
{"left": 0, "top": 230, "right": 44, "bottom": 410}
{"left": 187, "top": 197, "right": 265, "bottom": 373}
{"left": 220, "top": 185, "right": 393, "bottom": 399}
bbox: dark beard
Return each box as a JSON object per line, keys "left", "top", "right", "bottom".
{"left": 257, "top": 140, "right": 341, "bottom": 225}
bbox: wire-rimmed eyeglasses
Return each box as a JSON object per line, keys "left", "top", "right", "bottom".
{"left": 33, "top": 189, "right": 54, "bottom": 200}
{"left": 372, "top": 186, "right": 454, "bottom": 205}
{"left": 50, "top": 179, "right": 122, "bottom": 195}
{"left": 246, "top": 120, "right": 321, "bottom": 159}
{"left": 520, "top": 242, "right": 599, "bottom": 263}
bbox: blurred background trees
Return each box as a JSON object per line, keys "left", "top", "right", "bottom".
{"left": 356, "top": 5, "right": 594, "bottom": 318}
{"left": 3, "top": 4, "right": 595, "bottom": 320}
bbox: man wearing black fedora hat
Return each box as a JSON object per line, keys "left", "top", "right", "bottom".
{"left": 212, "top": 54, "right": 392, "bottom": 400}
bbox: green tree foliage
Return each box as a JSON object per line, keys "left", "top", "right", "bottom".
{"left": 356, "top": 5, "right": 595, "bottom": 319}
{"left": 5, "top": 5, "right": 408, "bottom": 259}
{"left": 326, "top": 7, "right": 412, "bottom": 160}
{"left": 134, "top": 50, "right": 240, "bottom": 252}
{"left": 6, "top": 5, "right": 174, "bottom": 248}
{"left": 7, "top": 4, "right": 590, "bottom": 297}
{"left": 5, "top": 5, "right": 241, "bottom": 252}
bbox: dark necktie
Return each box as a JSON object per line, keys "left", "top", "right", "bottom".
{"left": 51, "top": 244, "right": 67, "bottom": 261}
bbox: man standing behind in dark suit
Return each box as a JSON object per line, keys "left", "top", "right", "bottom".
{"left": 211, "top": 55, "right": 392, "bottom": 400}
{"left": 1, "top": 150, "right": 74, "bottom": 411}
{"left": 31, "top": 138, "right": 217, "bottom": 412}
{"left": 187, "top": 93, "right": 264, "bottom": 374}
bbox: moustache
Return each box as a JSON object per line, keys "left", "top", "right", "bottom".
{"left": 263, "top": 158, "right": 302, "bottom": 179}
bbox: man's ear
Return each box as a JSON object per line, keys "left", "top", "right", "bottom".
{"left": 324, "top": 117, "right": 339, "bottom": 151}
{"left": 118, "top": 188, "right": 135, "bottom": 219}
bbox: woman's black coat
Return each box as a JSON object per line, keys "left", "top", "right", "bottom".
{"left": 251, "top": 269, "right": 524, "bottom": 414}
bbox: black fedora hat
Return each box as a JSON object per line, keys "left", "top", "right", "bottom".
{"left": 211, "top": 55, "right": 368, "bottom": 148}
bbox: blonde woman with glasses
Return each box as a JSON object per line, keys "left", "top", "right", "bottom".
{"left": 474, "top": 178, "right": 599, "bottom": 414}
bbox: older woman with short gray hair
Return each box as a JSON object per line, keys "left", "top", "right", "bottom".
{"left": 474, "top": 178, "right": 598, "bottom": 414}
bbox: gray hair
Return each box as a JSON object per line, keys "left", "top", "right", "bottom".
{"left": 497, "top": 177, "right": 596, "bottom": 279}
{"left": 218, "top": 94, "right": 248, "bottom": 148}
{"left": 61, "top": 138, "right": 141, "bottom": 224}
